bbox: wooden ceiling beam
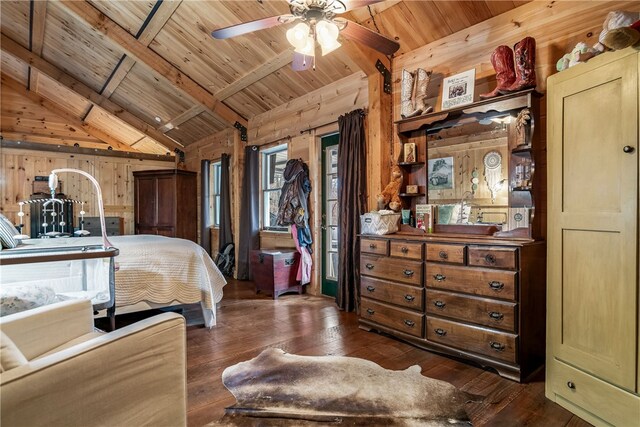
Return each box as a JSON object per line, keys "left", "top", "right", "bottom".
{"left": 100, "top": 0, "right": 182, "bottom": 98}
{"left": 214, "top": 49, "right": 294, "bottom": 101}
{"left": 30, "top": 0, "right": 48, "bottom": 56}
{"left": 1, "top": 34, "right": 184, "bottom": 152}
{"left": 157, "top": 105, "right": 204, "bottom": 133}
{"left": 1, "top": 72, "right": 140, "bottom": 153}
{"left": 59, "top": 0, "right": 248, "bottom": 129}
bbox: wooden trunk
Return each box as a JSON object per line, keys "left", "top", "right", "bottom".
{"left": 250, "top": 250, "right": 303, "bottom": 299}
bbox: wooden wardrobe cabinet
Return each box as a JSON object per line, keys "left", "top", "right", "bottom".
{"left": 133, "top": 169, "right": 197, "bottom": 242}
{"left": 546, "top": 48, "right": 639, "bottom": 426}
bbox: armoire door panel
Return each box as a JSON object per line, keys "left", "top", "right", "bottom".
{"left": 557, "top": 229, "right": 636, "bottom": 390}
{"left": 155, "top": 176, "right": 175, "bottom": 227}
{"left": 561, "top": 78, "right": 623, "bottom": 214}
{"left": 135, "top": 177, "right": 156, "bottom": 226}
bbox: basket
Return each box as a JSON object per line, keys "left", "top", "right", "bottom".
{"left": 360, "top": 212, "right": 400, "bottom": 235}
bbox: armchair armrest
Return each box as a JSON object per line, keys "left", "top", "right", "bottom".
{"left": 0, "top": 299, "right": 94, "bottom": 360}
{"left": 1, "top": 312, "right": 186, "bottom": 427}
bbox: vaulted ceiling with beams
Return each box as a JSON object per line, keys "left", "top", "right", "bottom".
{"left": 0, "top": 0, "right": 525, "bottom": 155}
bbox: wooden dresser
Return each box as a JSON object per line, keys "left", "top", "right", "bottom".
{"left": 359, "top": 234, "right": 545, "bottom": 382}
{"left": 133, "top": 169, "right": 197, "bottom": 242}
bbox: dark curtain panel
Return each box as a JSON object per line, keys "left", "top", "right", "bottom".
{"left": 219, "top": 154, "right": 233, "bottom": 252}
{"left": 237, "top": 146, "right": 260, "bottom": 280}
{"left": 200, "top": 159, "right": 211, "bottom": 254}
{"left": 336, "top": 109, "right": 367, "bottom": 312}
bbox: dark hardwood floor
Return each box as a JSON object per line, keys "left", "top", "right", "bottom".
{"left": 184, "top": 279, "right": 592, "bottom": 427}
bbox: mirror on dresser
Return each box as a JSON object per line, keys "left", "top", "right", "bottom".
{"left": 396, "top": 89, "right": 544, "bottom": 240}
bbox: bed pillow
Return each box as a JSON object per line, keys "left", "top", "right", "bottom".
{"left": 0, "top": 213, "right": 19, "bottom": 248}
{"left": 0, "top": 331, "right": 28, "bottom": 372}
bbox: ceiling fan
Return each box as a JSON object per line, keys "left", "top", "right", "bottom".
{"left": 211, "top": 0, "right": 400, "bottom": 71}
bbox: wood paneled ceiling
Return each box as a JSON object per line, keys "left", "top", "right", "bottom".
{"left": 0, "top": 0, "right": 525, "bottom": 154}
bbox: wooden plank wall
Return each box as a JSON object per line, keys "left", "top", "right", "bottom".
{"left": 0, "top": 147, "right": 174, "bottom": 235}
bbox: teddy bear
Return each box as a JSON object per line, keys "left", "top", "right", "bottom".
{"left": 377, "top": 165, "right": 403, "bottom": 212}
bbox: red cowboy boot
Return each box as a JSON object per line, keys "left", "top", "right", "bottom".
{"left": 501, "top": 37, "right": 537, "bottom": 93}
{"left": 479, "top": 45, "right": 516, "bottom": 99}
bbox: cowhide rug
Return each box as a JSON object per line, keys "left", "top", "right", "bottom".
{"left": 211, "top": 348, "right": 478, "bottom": 426}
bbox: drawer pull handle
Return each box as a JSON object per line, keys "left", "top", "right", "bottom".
{"left": 489, "top": 281, "right": 504, "bottom": 291}
{"left": 485, "top": 254, "right": 497, "bottom": 264}
{"left": 404, "top": 319, "right": 415, "bottom": 327}
{"left": 403, "top": 269, "right": 414, "bottom": 277}
{"left": 258, "top": 254, "right": 265, "bottom": 263}
{"left": 404, "top": 294, "right": 415, "bottom": 302}
{"left": 366, "top": 286, "right": 375, "bottom": 292}
{"left": 365, "top": 263, "right": 374, "bottom": 270}
{"left": 489, "top": 341, "right": 505, "bottom": 351}
{"left": 438, "top": 251, "right": 449, "bottom": 260}
{"left": 434, "top": 300, "right": 446, "bottom": 309}
{"left": 284, "top": 258, "right": 295, "bottom": 266}
{"left": 369, "top": 243, "right": 377, "bottom": 249}
{"left": 434, "top": 328, "right": 447, "bottom": 337}
{"left": 488, "top": 311, "right": 504, "bottom": 321}
{"left": 366, "top": 308, "right": 375, "bottom": 315}
{"left": 433, "top": 274, "right": 446, "bottom": 282}
{"left": 567, "top": 381, "right": 575, "bottom": 390}
{"left": 401, "top": 246, "right": 409, "bottom": 253}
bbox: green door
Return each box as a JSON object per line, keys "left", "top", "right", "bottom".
{"left": 321, "top": 134, "right": 339, "bottom": 297}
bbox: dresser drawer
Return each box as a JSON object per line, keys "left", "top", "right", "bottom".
{"left": 361, "top": 298, "right": 424, "bottom": 338}
{"left": 426, "top": 289, "right": 517, "bottom": 332}
{"left": 427, "top": 317, "right": 517, "bottom": 364}
{"left": 360, "top": 238, "right": 388, "bottom": 255}
{"left": 426, "top": 263, "right": 517, "bottom": 301}
{"left": 426, "top": 243, "right": 466, "bottom": 264}
{"left": 360, "top": 254, "right": 422, "bottom": 286}
{"left": 467, "top": 246, "right": 518, "bottom": 270}
{"left": 389, "top": 241, "right": 423, "bottom": 260}
{"left": 361, "top": 276, "right": 424, "bottom": 311}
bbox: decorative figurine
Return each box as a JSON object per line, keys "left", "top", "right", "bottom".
{"left": 377, "top": 165, "right": 403, "bottom": 212}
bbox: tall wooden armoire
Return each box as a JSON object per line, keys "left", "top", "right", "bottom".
{"left": 546, "top": 47, "right": 639, "bottom": 425}
{"left": 133, "top": 169, "right": 197, "bottom": 242}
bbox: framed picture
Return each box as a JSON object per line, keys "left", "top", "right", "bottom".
{"left": 403, "top": 143, "right": 417, "bottom": 163}
{"left": 405, "top": 184, "right": 418, "bottom": 194}
{"left": 428, "top": 157, "right": 454, "bottom": 190}
{"left": 441, "top": 69, "right": 476, "bottom": 110}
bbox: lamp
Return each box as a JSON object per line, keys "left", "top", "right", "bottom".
{"left": 286, "top": 19, "right": 342, "bottom": 63}
{"left": 48, "top": 169, "right": 114, "bottom": 249}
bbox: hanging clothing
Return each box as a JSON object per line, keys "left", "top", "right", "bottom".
{"left": 277, "top": 159, "right": 312, "bottom": 250}
{"left": 291, "top": 224, "right": 312, "bottom": 285}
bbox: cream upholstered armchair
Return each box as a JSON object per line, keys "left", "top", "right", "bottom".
{"left": 0, "top": 299, "right": 187, "bottom": 427}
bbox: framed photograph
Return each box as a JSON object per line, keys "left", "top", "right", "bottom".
{"left": 428, "top": 157, "right": 454, "bottom": 190}
{"left": 405, "top": 184, "right": 418, "bottom": 194}
{"left": 441, "top": 69, "right": 476, "bottom": 110}
{"left": 403, "top": 143, "right": 417, "bottom": 163}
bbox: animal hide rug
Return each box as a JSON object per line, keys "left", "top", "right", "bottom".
{"left": 213, "top": 348, "right": 477, "bottom": 426}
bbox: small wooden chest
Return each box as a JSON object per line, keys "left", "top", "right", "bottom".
{"left": 250, "top": 250, "right": 302, "bottom": 299}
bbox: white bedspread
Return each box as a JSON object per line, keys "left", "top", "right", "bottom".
{"left": 3, "top": 235, "right": 227, "bottom": 326}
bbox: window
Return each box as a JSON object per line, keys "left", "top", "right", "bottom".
{"left": 261, "top": 144, "right": 288, "bottom": 231}
{"left": 210, "top": 161, "right": 221, "bottom": 227}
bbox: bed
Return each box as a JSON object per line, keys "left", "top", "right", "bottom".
{"left": 0, "top": 235, "right": 227, "bottom": 327}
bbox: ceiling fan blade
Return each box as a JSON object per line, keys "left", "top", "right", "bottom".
{"left": 291, "top": 52, "right": 313, "bottom": 71}
{"left": 340, "top": 21, "right": 399, "bottom": 55}
{"left": 211, "top": 15, "right": 291, "bottom": 39}
{"left": 338, "top": 0, "right": 387, "bottom": 12}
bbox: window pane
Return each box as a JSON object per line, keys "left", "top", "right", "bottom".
{"left": 264, "top": 190, "right": 285, "bottom": 229}
{"left": 215, "top": 195, "right": 220, "bottom": 226}
{"left": 264, "top": 149, "right": 287, "bottom": 190}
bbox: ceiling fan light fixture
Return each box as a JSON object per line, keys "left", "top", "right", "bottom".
{"left": 316, "top": 20, "right": 339, "bottom": 43}
{"left": 320, "top": 38, "right": 341, "bottom": 56}
{"left": 286, "top": 22, "right": 311, "bottom": 50}
{"left": 294, "top": 34, "right": 316, "bottom": 57}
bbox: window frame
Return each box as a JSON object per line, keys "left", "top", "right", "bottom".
{"left": 210, "top": 160, "right": 222, "bottom": 228}
{"left": 261, "top": 143, "right": 288, "bottom": 232}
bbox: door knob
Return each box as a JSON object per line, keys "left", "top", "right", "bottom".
{"left": 623, "top": 145, "right": 635, "bottom": 153}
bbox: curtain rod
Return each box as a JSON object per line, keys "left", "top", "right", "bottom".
{"left": 299, "top": 108, "right": 368, "bottom": 135}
